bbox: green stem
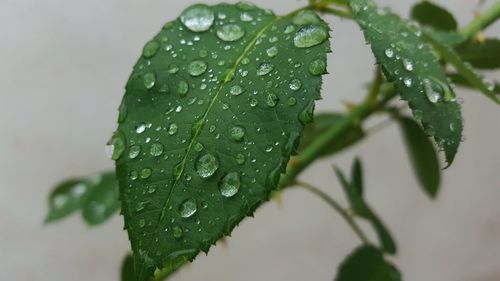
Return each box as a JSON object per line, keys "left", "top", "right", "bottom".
{"left": 461, "top": 1, "right": 500, "bottom": 37}
{"left": 295, "top": 181, "right": 370, "bottom": 244}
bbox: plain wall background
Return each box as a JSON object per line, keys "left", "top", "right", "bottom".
{"left": 1, "top": 0, "right": 499, "bottom": 280}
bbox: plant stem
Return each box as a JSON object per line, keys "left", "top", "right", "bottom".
{"left": 461, "top": 1, "right": 500, "bottom": 37}
{"left": 295, "top": 181, "right": 370, "bottom": 244}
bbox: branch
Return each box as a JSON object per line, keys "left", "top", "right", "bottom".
{"left": 460, "top": 1, "right": 500, "bottom": 37}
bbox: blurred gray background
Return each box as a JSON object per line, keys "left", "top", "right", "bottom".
{"left": 1, "top": 0, "right": 499, "bottom": 280}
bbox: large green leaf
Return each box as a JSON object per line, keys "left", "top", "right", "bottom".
{"left": 112, "top": 4, "right": 330, "bottom": 280}
{"left": 411, "top": 1, "right": 457, "bottom": 31}
{"left": 298, "top": 113, "right": 365, "bottom": 158}
{"left": 455, "top": 38, "right": 500, "bottom": 70}
{"left": 398, "top": 117, "right": 441, "bottom": 198}
{"left": 45, "top": 171, "right": 119, "bottom": 225}
{"left": 349, "top": 0, "right": 463, "bottom": 165}
{"left": 423, "top": 33, "right": 500, "bottom": 104}
{"left": 335, "top": 245, "right": 402, "bottom": 281}
{"left": 334, "top": 163, "right": 396, "bottom": 254}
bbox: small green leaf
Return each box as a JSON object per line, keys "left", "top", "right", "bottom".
{"left": 397, "top": 117, "right": 441, "bottom": 198}
{"left": 411, "top": 1, "right": 457, "bottom": 31}
{"left": 455, "top": 38, "right": 500, "bottom": 69}
{"left": 298, "top": 113, "right": 365, "bottom": 158}
{"left": 334, "top": 165, "right": 397, "bottom": 254}
{"left": 45, "top": 171, "right": 119, "bottom": 224}
{"left": 335, "top": 245, "right": 402, "bottom": 281}
{"left": 121, "top": 254, "right": 135, "bottom": 281}
{"left": 115, "top": 4, "right": 331, "bottom": 280}
{"left": 82, "top": 172, "right": 120, "bottom": 225}
{"left": 349, "top": 0, "right": 463, "bottom": 165}
{"left": 423, "top": 33, "right": 500, "bottom": 104}
{"left": 351, "top": 157, "right": 363, "bottom": 195}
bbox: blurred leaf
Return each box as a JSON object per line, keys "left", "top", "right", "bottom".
{"left": 424, "top": 32, "right": 500, "bottom": 104}
{"left": 411, "top": 1, "right": 457, "bottom": 31}
{"left": 81, "top": 172, "right": 120, "bottom": 225}
{"left": 351, "top": 157, "right": 363, "bottom": 195}
{"left": 423, "top": 28, "right": 466, "bottom": 46}
{"left": 121, "top": 254, "right": 135, "bottom": 281}
{"left": 455, "top": 39, "right": 500, "bottom": 69}
{"left": 298, "top": 113, "right": 365, "bottom": 158}
{"left": 397, "top": 117, "right": 441, "bottom": 198}
{"left": 114, "top": 4, "right": 331, "bottom": 280}
{"left": 349, "top": 0, "right": 463, "bottom": 165}
{"left": 448, "top": 73, "right": 500, "bottom": 94}
{"left": 334, "top": 165, "right": 397, "bottom": 254}
{"left": 45, "top": 171, "right": 119, "bottom": 225}
{"left": 335, "top": 245, "right": 402, "bottom": 281}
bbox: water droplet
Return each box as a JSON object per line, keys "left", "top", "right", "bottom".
{"left": 142, "top": 40, "right": 160, "bottom": 58}
{"left": 403, "top": 59, "right": 414, "bottom": 71}
{"left": 217, "top": 24, "right": 245, "bottom": 42}
{"left": 240, "top": 12, "right": 253, "bottom": 22}
{"left": 167, "top": 123, "right": 179, "bottom": 135}
{"left": 147, "top": 185, "right": 157, "bottom": 194}
{"left": 194, "top": 142, "right": 204, "bottom": 152}
{"left": 172, "top": 225, "right": 183, "bottom": 238}
{"left": 188, "top": 60, "right": 208, "bottom": 77}
{"left": 299, "top": 101, "right": 314, "bottom": 124}
{"left": 266, "top": 93, "right": 279, "bottom": 107}
{"left": 135, "top": 123, "right": 146, "bottom": 134}
{"left": 309, "top": 59, "right": 326, "bottom": 76}
{"left": 150, "top": 143, "right": 164, "bottom": 157}
{"left": 265, "top": 145, "right": 273, "bottom": 152}
{"left": 138, "top": 218, "right": 146, "bottom": 228}
{"left": 129, "top": 145, "right": 141, "bottom": 159}
{"left": 266, "top": 46, "right": 278, "bottom": 57}
{"left": 196, "top": 153, "right": 219, "bottom": 178}
{"left": 289, "top": 78, "right": 302, "bottom": 91}
{"left": 140, "top": 168, "right": 152, "bottom": 179}
{"left": 180, "top": 4, "right": 214, "bottom": 32}
{"left": 384, "top": 48, "right": 394, "bottom": 58}
{"left": 159, "top": 84, "right": 170, "bottom": 94}
{"left": 293, "top": 10, "right": 321, "bottom": 25}
{"left": 294, "top": 25, "right": 328, "bottom": 48}
{"left": 236, "top": 153, "right": 246, "bottom": 165}
{"left": 168, "top": 64, "right": 179, "bottom": 74}
{"left": 230, "top": 126, "right": 245, "bottom": 141}
{"left": 219, "top": 172, "right": 240, "bottom": 197}
{"left": 230, "top": 85, "right": 244, "bottom": 96}
{"left": 287, "top": 97, "right": 297, "bottom": 106}
{"left": 257, "top": 62, "right": 274, "bottom": 76}
{"left": 143, "top": 72, "right": 156, "bottom": 89}
{"left": 177, "top": 80, "right": 189, "bottom": 96}
{"left": 179, "top": 198, "right": 197, "bottom": 218}
{"left": 424, "top": 78, "right": 451, "bottom": 103}
{"left": 403, "top": 77, "right": 412, "bottom": 88}
{"left": 284, "top": 25, "right": 295, "bottom": 34}
{"left": 249, "top": 98, "right": 259, "bottom": 107}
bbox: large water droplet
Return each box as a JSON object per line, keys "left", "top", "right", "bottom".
{"left": 294, "top": 25, "right": 328, "bottom": 48}
{"left": 177, "top": 80, "right": 189, "bottom": 96}
{"left": 217, "top": 24, "right": 245, "bottom": 42}
{"left": 179, "top": 198, "right": 197, "bottom": 218}
{"left": 188, "top": 60, "right": 208, "bottom": 77}
{"left": 293, "top": 10, "right": 321, "bottom": 25}
{"left": 266, "top": 93, "right": 279, "bottom": 107}
{"left": 143, "top": 72, "right": 156, "bottom": 89}
{"left": 299, "top": 101, "right": 315, "bottom": 124}
{"left": 196, "top": 153, "right": 219, "bottom": 178}
{"left": 403, "top": 59, "right": 414, "bottom": 71}
{"left": 142, "top": 40, "right": 160, "bottom": 58}
{"left": 230, "top": 126, "right": 245, "bottom": 142}
{"left": 257, "top": 62, "right": 274, "bottom": 76}
{"left": 180, "top": 4, "right": 215, "bottom": 32}
{"left": 150, "top": 142, "right": 164, "bottom": 157}
{"left": 424, "top": 78, "right": 451, "bottom": 103}
{"left": 384, "top": 48, "right": 394, "bottom": 58}
{"left": 230, "top": 85, "right": 244, "bottom": 96}
{"left": 219, "top": 172, "right": 240, "bottom": 197}
{"left": 309, "top": 59, "right": 326, "bottom": 76}
{"left": 168, "top": 123, "right": 178, "bottom": 135}
{"left": 129, "top": 145, "right": 141, "bottom": 159}
{"left": 289, "top": 78, "right": 302, "bottom": 91}
{"left": 140, "top": 168, "right": 152, "bottom": 179}
{"left": 266, "top": 46, "right": 278, "bottom": 57}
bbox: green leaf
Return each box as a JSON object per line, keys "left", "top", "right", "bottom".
{"left": 298, "top": 113, "right": 365, "bottom": 158}
{"left": 410, "top": 1, "right": 457, "bottom": 31}
{"left": 121, "top": 254, "right": 135, "bottom": 281}
{"left": 81, "top": 172, "right": 120, "bottom": 225}
{"left": 455, "top": 38, "right": 500, "bottom": 69}
{"left": 349, "top": 0, "right": 463, "bottom": 165}
{"left": 448, "top": 73, "right": 500, "bottom": 94}
{"left": 335, "top": 245, "right": 402, "bottom": 281}
{"left": 114, "top": 4, "right": 330, "bottom": 280}
{"left": 334, "top": 165, "right": 397, "bottom": 254}
{"left": 351, "top": 157, "right": 363, "bottom": 195}
{"left": 397, "top": 117, "right": 441, "bottom": 198}
{"left": 45, "top": 171, "right": 119, "bottom": 225}
{"left": 423, "top": 33, "right": 500, "bottom": 104}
